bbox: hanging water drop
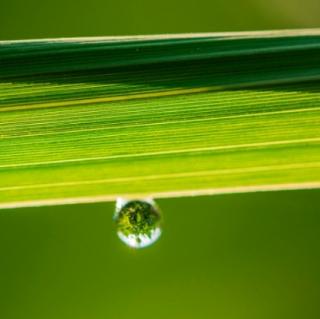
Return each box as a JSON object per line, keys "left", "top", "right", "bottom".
{"left": 114, "top": 198, "right": 162, "bottom": 248}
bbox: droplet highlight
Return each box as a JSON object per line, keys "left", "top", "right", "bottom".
{"left": 114, "top": 198, "right": 162, "bottom": 248}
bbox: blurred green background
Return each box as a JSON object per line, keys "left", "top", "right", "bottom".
{"left": 1, "top": 191, "right": 320, "bottom": 319}
{"left": 0, "top": 0, "right": 320, "bottom": 40}
{"left": 1, "top": 1, "right": 320, "bottom": 318}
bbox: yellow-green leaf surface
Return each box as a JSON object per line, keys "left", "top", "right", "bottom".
{"left": 1, "top": 30, "right": 320, "bottom": 208}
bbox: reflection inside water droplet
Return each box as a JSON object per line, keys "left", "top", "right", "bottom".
{"left": 114, "top": 198, "right": 162, "bottom": 248}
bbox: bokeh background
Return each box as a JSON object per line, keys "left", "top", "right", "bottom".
{"left": 1, "top": 0, "right": 320, "bottom": 40}
{"left": 1, "top": 1, "right": 320, "bottom": 318}
{"left": 1, "top": 191, "right": 320, "bottom": 319}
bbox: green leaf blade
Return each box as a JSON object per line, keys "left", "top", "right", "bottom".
{"left": 1, "top": 30, "right": 320, "bottom": 208}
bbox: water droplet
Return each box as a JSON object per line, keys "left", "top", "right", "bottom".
{"left": 114, "top": 198, "right": 162, "bottom": 248}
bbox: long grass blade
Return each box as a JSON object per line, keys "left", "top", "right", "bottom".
{"left": 1, "top": 30, "right": 320, "bottom": 208}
